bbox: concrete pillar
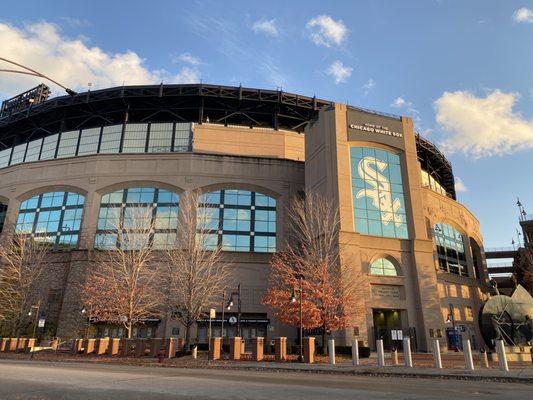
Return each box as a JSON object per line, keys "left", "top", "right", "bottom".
{"left": 96, "top": 338, "right": 109, "bottom": 356}
{"left": 8, "top": 338, "right": 18, "bottom": 352}
{"left": 274, "top": 337, "right": 287, "bottom": 362}
{"left": 303, "top": 337, "right": 315, "bottom": 364}
{"left": 463, "top": 339, "right": 474, "bottom": 371}
{"left": 229, "top": 337, "right": 242, "bottom": 360}
{"left": 0, "top": 338, "right": 8, "bottom": 352}
{"left": 164, "top": 338, "right": 176, "bottom": 358}
{"left": 210, "top": 337, "right": 221, "bottom": 360}
{"left": 328, "top": 339, "right": 335, "bottom": 365}
{"left": 432, "top": 340, "right": 442, "bottom": 369}
{"left": 376, "top": 339, "right": 385, "bottom": 367}
{"left": 251, "top": 337, "right": 264, "bottom": 361}
{"left": 481, "top": 350, "right": 489, "bottom": 368}
{"left": 496, "top": 340, "right": 509, "bottom": 372}
{"left": 192, "top": 345, "right": 198, "bottom": 359}
{"left": 25, "top": 338, "right": 36, "bottom": 353}
{"left": 351, "top": 339, "right": 359, "bottom": 366}
{"left": 84, "top": 339, "right": 96, "bottom": 355}
{"left": 107, "top": 339, "right": 120, "bottom": 356}
{"left": 403, "top": 337, "right": 413, "bottom": 367}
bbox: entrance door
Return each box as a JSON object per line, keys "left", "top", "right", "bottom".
{"left": 373, "top": 309, "right": 404, "bottom": 350}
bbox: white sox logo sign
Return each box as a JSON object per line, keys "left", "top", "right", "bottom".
{"left": 356, "top": 156, "right": 403, "bottom": 227}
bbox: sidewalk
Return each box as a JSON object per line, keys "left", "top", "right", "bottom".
{"left": 210, "top": 360, "right": 533, "bottom": 382}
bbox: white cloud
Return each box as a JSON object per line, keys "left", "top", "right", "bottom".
{"left": 326, "top": 60, "right": 352, "bottom": 84}
{"left": 434, "top": 89, "right": 533, "bottom": 158}
{"left": 252, "top": 19, "right": 279, "bottom": 37}
{"left": 173, "top": 52, "right": 203, "bottom": 66}
{"left": 306, "top": 15, "right": 348, "bottom": 47}
{"left": 0, "top": 22, "right": 199, "bottom": 98}
{"left": 454, "top": 177, "right": 468, "bottom": 193}
{"left": 513, "top": 8, "right": 533, "bottom": 23}
{"left": 391, "top": 96, "right": 410, "bottom": 108}
{"left": 362, "top": 78, "right": 375, "bottom": 95}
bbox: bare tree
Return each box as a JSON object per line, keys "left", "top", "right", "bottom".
{"left": 0, "top": 232, "right": 51, "bottom": 336}
{"left": 81, "top": 206, "right": 163, "bottom": 338}
{"left": 163, "top": 191, "right": 231, "bottom": 350}
{"left": 263, "top": 190, "right": 365, "bottom": 351}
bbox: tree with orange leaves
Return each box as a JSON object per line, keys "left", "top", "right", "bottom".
{"left": 262, "top": 190, "right": 364, "bottom": 351}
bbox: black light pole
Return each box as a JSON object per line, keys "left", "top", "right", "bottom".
{"left": 0, "top": 57, "right": 78, "bottom": 96}
{"left": 28, "top": 300, "right": 41, "bottom": 339}
{"left": 291, "top": 275, "right": 304, "bottom": 362}
{"left": 227, "top": 284, "right": 242, "bottom": 337}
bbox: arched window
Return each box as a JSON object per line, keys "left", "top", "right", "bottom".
{"left": 370, "top": 258, "right": 398, "bottom": 276}
{"left": 433, "top": 223, "right": 468, "bottom": 276}
{"left": 95, "top": 187, "right": 179, "bottom": 249}
{"left": 15, "top": 191, "right": 85, "bottom": 249}
{"left": 199, "top": 189, "right": 276, "bottom": 252}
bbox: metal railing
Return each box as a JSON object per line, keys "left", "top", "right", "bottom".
{"left": 484, "top": 246, "right": 517, "bottom": 253}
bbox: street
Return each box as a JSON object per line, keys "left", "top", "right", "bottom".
{"left": 0, "top": 360, "right": 530, "bottom": 400}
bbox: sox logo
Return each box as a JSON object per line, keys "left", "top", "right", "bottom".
{"left": 356, "top": 156, "right": 403, "bottom": 227}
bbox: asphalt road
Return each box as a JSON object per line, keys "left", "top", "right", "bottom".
{"left": 0, "top": 360, "right": 530, "bottom": 400}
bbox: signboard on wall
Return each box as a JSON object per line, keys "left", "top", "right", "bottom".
{"left": 347, "top": 108, "right": 405, "bottom": 150}
{"left": 371, "top": 285, "right": 403, "bottom": 299}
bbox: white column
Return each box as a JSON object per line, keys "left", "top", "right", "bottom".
{"left": 403, "top": 337, "right": 413, "bottom": 367}
{"left": 328, "top": 339, "right": 335, "bottom": 365}
{"left": 496, "top": 340, "right": 508, "bottom": 372}
{"left": 351, "top": 339, "right": 359, "bottom": 366}
{"left": 432, "top": 340, "right": 442, "bottom": 369}
{"left": 463, "top": 339, "right": 474, "bottom": 371}
{"left": 376, "top": 339, "right": 385, "bottom": 367}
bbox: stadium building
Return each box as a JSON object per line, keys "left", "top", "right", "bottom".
{"left": 0, "top": 84, "right": 491, "bottom": 351}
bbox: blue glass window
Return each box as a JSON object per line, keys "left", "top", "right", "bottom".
{"left": 95, "top": 187, "right": 179, "bottom": 250}
{"left": 433, "top": 223, "right": 468, "bottom": 276}
{"left": 15, "top": 191, "right": 85, "bottom": 250}
{"left": 350, "top": 147, "right": 409, "bottom": 239}
{"left": 199, "top": 189, "right": 276, "bottom": 252}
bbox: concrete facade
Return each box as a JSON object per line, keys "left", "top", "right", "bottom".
{"left": 0, "top": 91, "right": 490, "bottom": 352}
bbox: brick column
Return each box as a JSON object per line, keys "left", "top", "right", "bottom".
{"left": 252, "top": 337, "right": 264, "bottom": 361}
{"left": 121, "top": 339, "right": 134, "bottom": 357}
{"left": 229, "top": 337, "right": 242, "bottom": 360}
{"left": 96, "top": 338, "right": 109, "bottom": 355}
{"left": 25, "top": 338, "right": 36, "bottom": 353}
{"left": 150, "top": 339, "right": 163, "bottom": 357}
{"left": 84, "top": 339, "right": 96, "bottom": 355}
{"left": 135, "top": 338, "right": 145, "bottom": 357}
{"left": 164, "top": 338, "right": 176, "bottom": 358}
{"left": 17, "top": 338, "right": 28, "bottom": 352}
{"left": 107, "top": 339, "right": 120, "bottom": 356}
{"left": 275, "top": 337, "right": 287, "bottom": 362}
{"left": 209, "top": 337, "right": 221, "bottom": 360}
{"left": 8, "top": 338, "right": 18, "bottom": 352}
{"left": 303, "top": 337, "right": 315, "bottom": 363}
{"left": 0, "top": 338, "right": 8, "bottom": 352}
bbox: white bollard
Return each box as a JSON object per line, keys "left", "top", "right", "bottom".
{"left": 351, "top": 339, "right": 359, "bottom": 366}
{"left": 192, "top": 345, "right": 198, "bottom": 360}
{"left": 432, "top": 340, "right": 442, "bottom": 369}
{"left": 496, "top": 340, "right": 508, "bottom": 372}
{"left": 463, "top": 339, "right": 474, "bottom": 371}
{"left": 403, "top": 337, "right": 413, "bottom": 367}
{"left": 376, "top": 339, "right": 385, "bottom": 367}
{"left": 328, "top": 339, "right": 335, "bottom": 365}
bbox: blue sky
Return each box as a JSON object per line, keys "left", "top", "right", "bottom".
{"left": 1, "top": 0, "right": 533, "bottom": 248}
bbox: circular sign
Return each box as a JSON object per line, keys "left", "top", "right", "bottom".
{"left": 228, "top": 316, "right": 237, "bottom": 325}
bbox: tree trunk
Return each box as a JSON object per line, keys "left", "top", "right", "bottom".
{"left": 322, "top": 321, "right": 327, "bottom": 354}
{"left": 184, "top": 323, "right": 191, "bottom": 351}
{"left": 127, "top": 321, "right": 133, "bottom": 339}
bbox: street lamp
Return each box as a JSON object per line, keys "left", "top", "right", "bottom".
{"left": 291, "top": 274, "right": 304, "bottom": 362}
{"left": 28, "top": 300, "right": 41, "bottom": 339}
{"left": 226, "top": 284, "right": 242, "bottom": 337}
{"left": 0, "top": 57, "right": 78, "bottom": 96}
